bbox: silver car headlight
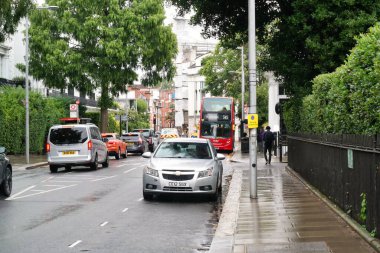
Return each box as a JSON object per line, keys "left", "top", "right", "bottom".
{"left": 198, "top": 167, "right": 213, "bottom": 178}
{"left": 145, "top": 166, "right": 159, "bottom": 177}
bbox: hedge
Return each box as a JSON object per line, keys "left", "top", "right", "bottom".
{"left": 285, "top": 23, "right": 380, "bottom": 135}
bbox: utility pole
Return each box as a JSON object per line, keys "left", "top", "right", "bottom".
{"left": 248, "top": 0, "right": 258, "bottom": 198}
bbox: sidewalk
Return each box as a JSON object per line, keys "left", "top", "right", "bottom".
{"left": 8, "top": 154, "right": 47, "bottom": 170}
{"left": 210, "top": 144, "right": 379, "bottom": 253}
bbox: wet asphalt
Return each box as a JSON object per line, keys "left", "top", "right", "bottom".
{"left": 0, "top": 154, "right": 233, "bottom": 253}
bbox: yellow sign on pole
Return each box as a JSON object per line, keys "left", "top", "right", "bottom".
{"left": 247, "top": 114, "right": 258, "bottom": 129}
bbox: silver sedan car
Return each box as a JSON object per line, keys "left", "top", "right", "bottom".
{"left": 142, "top": 138, "right": 225, "bottom": 200}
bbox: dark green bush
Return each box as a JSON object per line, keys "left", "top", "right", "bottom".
{"left": 285, "top": 23, "right": 380, "bottom": 134}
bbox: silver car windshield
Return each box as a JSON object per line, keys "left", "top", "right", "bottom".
{"left": 155, "top": 142, "right": 212, "bottom": 159}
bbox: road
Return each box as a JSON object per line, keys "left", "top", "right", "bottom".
{"left": 0, "top": 155, "right": 231, "bottom": 253}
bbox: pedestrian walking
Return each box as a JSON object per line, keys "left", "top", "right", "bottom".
{"left": 263, "top": 126, "right": 275, "bottom": 164}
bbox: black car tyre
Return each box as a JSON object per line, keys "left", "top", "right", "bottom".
{"left": 102, "top": 154, "right": 109, "bottom": 168}
{"left": 115, "top": 149, "right": 120, "bottom": 160}
{"left": 50, "top": 165, "right": 58, "bottom": 173}
{"left": 122, "top": 149, "right": 127, "bottom": 159}
{"left": 65, "top": 165, "right": 72, "bottom": 171}
{"left": 91, "top": 154, "right": 98, "bottom": 170}
{"left": 0, "top": 166, "right": 12, "bottom": 197}
{"left": 143, "top": 191, "right": 153, "bottom": 200}
{"left": 209, "top": 176, "right": 220, "bottom": 201}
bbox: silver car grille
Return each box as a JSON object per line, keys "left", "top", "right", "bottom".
{"left": 162, "top": 174, "right": 194, "bottom": 181}
{"left": 163, "top": 187, "right": 193, "bottom": 192}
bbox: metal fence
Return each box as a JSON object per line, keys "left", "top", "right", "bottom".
{"left": 288, "top": 133, "right": 380, "bottom": 237}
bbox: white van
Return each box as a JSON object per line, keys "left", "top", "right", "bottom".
{"left": 46, "top": 124, "right": 108, "bottom": 173}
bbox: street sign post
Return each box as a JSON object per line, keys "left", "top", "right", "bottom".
{"left": 69, "top": 104, "right": 79, "bottom": 118}
{"left": 247, "top": 114, "right": 258, "bottom": 129}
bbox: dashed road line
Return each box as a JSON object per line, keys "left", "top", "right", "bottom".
{"left": 91, "top": 176, "right": 116, "bottom": 182}
{"left": 50, "top": 180, "right": 82, "bottom": 183}
{"left": 100, "top": 221, "right": 109, "bottom": 227}
{"left": 122, "top": 208, "right": 129, "bottom": 213}
{"left": 123, "top": 167, "right": 139, "bottom": 174}
{"left": 137, "top": 197, "right": 144, "bottom": 201}
{"left": 41, "top": 176, "right": 55, "bottom": 183}
{"left": 68, "top": 240, "right": 82, "bottom": 248}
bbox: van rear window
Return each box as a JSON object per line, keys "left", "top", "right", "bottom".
{"left": 49, "top": 127, "right": 88, "bottom": 144}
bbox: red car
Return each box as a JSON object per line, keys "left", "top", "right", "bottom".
{"left": 101, "top": 133, "right": 127, "bottom": 160}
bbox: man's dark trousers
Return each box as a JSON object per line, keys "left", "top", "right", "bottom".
{"left": 264, "top": 144, "right": 272, "bottom": 164}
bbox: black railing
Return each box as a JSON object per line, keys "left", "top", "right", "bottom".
{"left": 288, "top": 133, "right": 380, "bottom": 237}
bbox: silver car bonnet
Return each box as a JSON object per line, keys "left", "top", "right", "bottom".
{"left": 149, "top": 158, "right": 215, "bottom": 171}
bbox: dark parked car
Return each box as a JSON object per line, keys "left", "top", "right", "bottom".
{"left": 132, "top": 129, "right": 156, "bottom": 152}
{"left": 0, "top": 146, "right": 12, "bottom": 197}
{"left": 121, "top": 132, "right": 149, "bottom": 155}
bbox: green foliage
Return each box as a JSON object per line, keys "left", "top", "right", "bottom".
{"left": 127, "top": 109, "right": 150, "bottom": 131}
{"left": 285, "top": 23, "right": 380, "bottom": 134}
{"left": 0, "top": 0, "right": 33, "bottom": 43}
{"left": 199, "top": 44, "right": 268, "bottom": 126}
{"left": 136, "top": 99, "right": 149, "bottom": 114}
{"left": 0, "top": 87, "right": 78, "bottom": 154}
{"left": 28, "top": 0, "right": 177, "bottom": 131}
{"left": 360, "top": 193, "right": 367, "bottom": 224}
{"left": 171, "top": 0, "right": 380, "bottom": 99}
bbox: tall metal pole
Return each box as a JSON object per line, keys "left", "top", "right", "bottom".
{"left": 25, "top": 15, "right": 30, "bottom": 164}
{"left": 241, "top": 46, "right": 245, "bottom": 123}
{"left": 248, "top": 0, "right": 257, "bottom": 198}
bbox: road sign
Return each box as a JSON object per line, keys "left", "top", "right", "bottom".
{"left": 247, "top": 114, "right": 258, "bottom": 129}
{"left": 70, "top": 104, "right": 78, "bottom": 118}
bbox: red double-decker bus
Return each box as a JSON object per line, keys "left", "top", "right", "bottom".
{"left": 199, "top": 97, "right": 235, "bottom": 152}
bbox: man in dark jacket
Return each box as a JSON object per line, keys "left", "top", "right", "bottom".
{"left": 263, "top": 126, "right": 275, "bottom": 165}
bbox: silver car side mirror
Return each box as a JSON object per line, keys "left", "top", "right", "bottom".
{"left": 216, "top": 153, "right": 225, "bottom": 160}
{"left": 142, "top": 152, "right": 152, "bottom": 158}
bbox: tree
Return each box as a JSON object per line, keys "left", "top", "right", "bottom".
{"left": 200, "top": 44, "right": 268, "bottom": 126}
{"left": 28, "top": 0, "right": 177, "bottom": 132}
{"left": 0, "top": 0, "right": 33, "bottom": 43}
{"left": 170, "top": 0, "right": 380, "bottom": 97}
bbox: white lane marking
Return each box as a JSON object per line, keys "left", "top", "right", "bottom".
{"left": 100, "top": 221, "right": 109, "bottom": 227}
{"left": 91, "top": 176, "right": 116, "bottom": 182}
{"left": 68, "top": 240, "right": 82, "bottom": 248}
{"left": 50, "top": 180, "right": 82, "bottom": 183}
{"left": 137, "top": 198, "right": 144, "bottom": 201}
{"left": 123, "top": 167, "right": 139, "bottom": 174}
{"left": 44, "top": 185, "right": 66, "bottom": 187}
{"left": 41, "top": 176, "right": 54, "bottom": 183}
{"left": 31, "top": 190, "right": 45, "bottom": 192}
{"left": 257, "top": 176, "right": 274, "bottom": 179}
{"left": 9, "top": 184, "right": 77, "bottom": 200}
{"left": 122, "top": 208, "right": 129, "bottom": 213}
{"left": 6, "top": 185, "right": 36, "bottom": 200}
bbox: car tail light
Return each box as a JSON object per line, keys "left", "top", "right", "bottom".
{"left": 88, "top": 140, "right": 93, "bottom": 150}
{"left": 46, "top": 143, "right": 50, "bottom": 153}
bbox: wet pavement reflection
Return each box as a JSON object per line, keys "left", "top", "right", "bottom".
{"left": 234, "top": 154, "right": 376, "bottom": 253}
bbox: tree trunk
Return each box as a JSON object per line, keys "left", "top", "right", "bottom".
{"left": 100, "top": 107, "right": 108, "bottom": 133}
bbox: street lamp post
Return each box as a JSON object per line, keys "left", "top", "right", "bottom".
{"left": 238, "top": 46, "right": 245, "bottom": 137}
{"left": 248, "top": 0, "right": 257, "bottom": 198}
{"left": 25, "top": 5, "right": 58, "bottom": 164}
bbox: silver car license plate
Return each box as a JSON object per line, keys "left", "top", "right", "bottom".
{"left": 168, "top": 181, "right": 188, "bottom": 187}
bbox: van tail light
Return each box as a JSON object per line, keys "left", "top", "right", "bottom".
{"left": 88, "top": 140, "right": 93, "bottom": 150}
{"left": 46, "top": 143, "right": 50, "bottom": 153}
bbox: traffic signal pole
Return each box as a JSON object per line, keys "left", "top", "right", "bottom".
{"left": 248, "top": 0, "right": 258, "bottom": 198}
